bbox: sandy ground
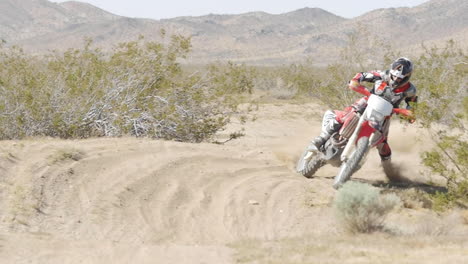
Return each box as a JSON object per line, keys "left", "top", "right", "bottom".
{"left": 0, "top": 102, "right": 466, "bottom": 264}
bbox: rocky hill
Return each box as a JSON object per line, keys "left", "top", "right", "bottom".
{"left": 0, "top": 0, "right": 466, "bottom": 65}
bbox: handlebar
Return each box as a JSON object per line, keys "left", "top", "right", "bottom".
{"left": 349, "top": 84, "right": 415, "bottom": 121}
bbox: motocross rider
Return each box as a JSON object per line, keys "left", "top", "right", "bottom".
{"left": 311, "top": 57, "right": 417, "bottom": 162}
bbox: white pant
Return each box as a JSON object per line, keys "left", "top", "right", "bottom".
{"left": 319, "top": 110, "right": 339, "bottom": 138}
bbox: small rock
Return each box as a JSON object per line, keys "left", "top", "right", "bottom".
{"left": 248, "top": 200, "right": 259, "bottom": 205}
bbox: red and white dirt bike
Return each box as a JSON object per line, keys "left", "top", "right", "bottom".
{"left": 296, "top": 83, "right": 413, "bottom": 189}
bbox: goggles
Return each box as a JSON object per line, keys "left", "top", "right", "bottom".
{"left": 390, "top": 69, "right": 409, "bottom": 79}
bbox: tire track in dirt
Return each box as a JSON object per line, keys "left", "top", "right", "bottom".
{"left": 0, "top": 102, "right": 445, "bottom": 264}
{"left": 2, "top": 136, "right": 326, "bottom": 246}
{"left": 74, "top": 153, "right": 310, "bottom": 244}
{"left": 1, "top": 141, "right": 57, "bottom": 232}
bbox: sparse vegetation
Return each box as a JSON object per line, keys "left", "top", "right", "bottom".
{"left": 0, "top": 35, "right": 251, "bottom": 142}
{"left": 230, "top": 233, "right": 468, "bottom": 264}
{"left": 9, "top": 184, "right": 38, "bottom": 226}
{"left": 412, "top": 213, "right": 458, "bottom": 237}
{"left": 48, "top": 148, "right": 85, "bottom": 164}
{"left": 0, "top": 26, "right": 465, "bottom": 212}
{"left": 412, "top": 41, "right": 468, "bottom": 210}
{"left": 333, "top": 181, "right": 401, "bottom": 233}
{"left": 1, "top": 3, "right": 468, "bottom": 262}
{"left": 398, "top": 188, "right": 432, "bottom": 209}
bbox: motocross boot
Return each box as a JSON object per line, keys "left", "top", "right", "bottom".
{"left": 312, "top": 119, "right": 341, "bottom": 150}
{"left": 311, "top": 135, "right": 328, "bottom": 150}
{"left": 381, "top": 156, "right": 392, "bottom": 171}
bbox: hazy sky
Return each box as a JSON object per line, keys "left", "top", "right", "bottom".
{"left": 53, "top": 0, "right": 431, "bottom": 20}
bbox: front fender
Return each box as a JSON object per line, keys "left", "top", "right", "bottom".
{"left": 356, "top": 121, "right": 375, "bottom": 143}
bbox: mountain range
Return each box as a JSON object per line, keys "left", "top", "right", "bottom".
{"left": 0, "top": 0, "right": 467, "bottom": 65}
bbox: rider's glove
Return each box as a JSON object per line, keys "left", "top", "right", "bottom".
{"left": 349, "top": 80, "right": 359, "bottom": 89}
{"left": 406, "top": 110, "right": 416, "bottom": 124}
{"left": 351, "top": 97, "right": 368, "bottom": 113}
{"left": 397, "top": 110, "right": 416, "bottom": 124}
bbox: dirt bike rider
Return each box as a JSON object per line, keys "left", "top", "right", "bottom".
{"left": 311, "top": 57, "right": 417, "bottom": 162}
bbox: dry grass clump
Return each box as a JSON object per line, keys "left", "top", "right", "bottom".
{"left": 333, "top": 181, "right": 401, "bottom": 233}
{"left": 397, "top": 188, "right": 432, "bottom": 209}
{"left": 48, "top": 148, "right": 85, "bottom": 164}
{"left": 230, "top": 233, "right": 468, "bottom": 264}
{"left": 411, "top": 211, "right": 465, "bottom": 237}
{"left": 413, "top": 214, "right": 451, "bottom": 236}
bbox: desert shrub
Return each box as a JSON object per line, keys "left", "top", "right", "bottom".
{"left": 278, "top": 63, "right": 320, "bottom": 96}
{"left": 0, "top": 46, "right": 49, "bottom": 138}
{"left": 0, "top": 35, "right": 248, "bottom": 142}
{"left": 208, "top": 61, "right": 256, "bottom": 94}
{"left": 333, "top": 181, "right": 400, "bottom": 233}
{"left": 248, "top": 65, "right": 312, "bottom": 100}
{"left": 412, "top": 41, "right": 468, "bottom": 209}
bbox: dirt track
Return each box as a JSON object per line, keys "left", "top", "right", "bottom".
{"left": 0, "top": 102, "right": 466, "bottom": 263}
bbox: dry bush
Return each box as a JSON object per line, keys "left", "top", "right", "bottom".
{"left": 0, "top": 36, "right": 250, "bottom": 142}
{"left": 48, "top": 148, "right": 85, "bottom": 164}
{"left": 413, "top": 41, "right": 468, "bottom": 209}
{"left": 411, "top": 211, "right": 463, "bottom": 237}
{"left": 334, "top": 181, "right": 401, "bottom": 233}
{"left": 397, "top": 188, "right": 432, "bottom": 209}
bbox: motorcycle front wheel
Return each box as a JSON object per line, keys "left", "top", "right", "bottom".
{"left": 333, "top": 136, "right": 369, "bottom": 189}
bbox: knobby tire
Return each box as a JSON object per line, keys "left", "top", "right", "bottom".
{"left": 333, "top": 136, "right": 369, "bottom": 189}
{"left": 297, "top": 149, "right": 325, "bottom": 178}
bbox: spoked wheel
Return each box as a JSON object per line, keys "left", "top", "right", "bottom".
{"left": 333, "top": 136, "right": 369, "bottom": 189}
{"left": 296, "top": 147, "right": 325, "bottom": 178}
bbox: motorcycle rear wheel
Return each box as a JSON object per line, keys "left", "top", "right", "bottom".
{"left": 296, "top": 148, "right": 325, "bottom": 178}
{"left": 333, "top": 136, "right": 369, "bottom": 189}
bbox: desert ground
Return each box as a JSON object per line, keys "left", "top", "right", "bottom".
{"left": 0, "top": 101, "right": 467, "bottom": 264}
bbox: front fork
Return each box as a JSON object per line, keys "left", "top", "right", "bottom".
{"left": 340, "top": 110, "right": 386, "bottom": 162}
{"left": 341, "top": 111, "right": 368, "bottom": 162}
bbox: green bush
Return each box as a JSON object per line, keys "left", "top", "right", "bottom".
{"left": 412, "top": 41, "right": 468, "bottom": 209}
{"left": 0, "top": 35, "right": 249, "bottom": 142}
{"left": 333, "top": 181, "right": 400, "bottom": 233}
{"left": 208, "top": 61, "right": 256, "bottom": 94}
